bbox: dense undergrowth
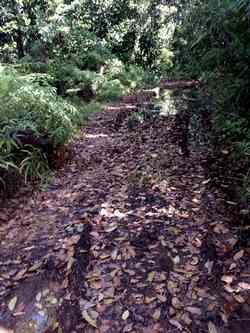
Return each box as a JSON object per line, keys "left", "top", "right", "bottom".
{"left": 0, "top": 60, "right": 155, "bottom": 194}
{"left": 171, "top": 0, "right": 250, "bottom": 207}
{"left": 0, "top": 0, "right": 175, "bottom": 194}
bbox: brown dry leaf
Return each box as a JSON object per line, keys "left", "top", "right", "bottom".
{"left": 29, "top": 261, "right": 43, "bottom": 272}
{"left": 122, "top": 310, "right": 130, "bottom": 320}
{"left": 13, "top": 268, "right": 27, "bottom": 281}
{"left": 233, "top": 294, "right": 245, "bottom": 304}
{"left": 239, "top": 282, "right": 250, "bottom": 290}
{"left": 103, "top": 287, "right": 115, "bottom": 298}
{"left": 213, "top": 224, "right": 228, "bottom": 234}
{"left": 168, "top": 227, "right": 181, "bottom": 236}
{"left": 186, "top": 306, "right": 201, "bottom": 316}
{"left": 208, "top": 321, "right": 219, "bottom": 333}
{"left": 229, "top": 263, "right": 237, "bottom": 270}
{"left": 104, "top": 223, "right": 117, "bottom": 233}
{"left": 224, "top": 284, "right": 236, "bottom": 293}
{"left": 157, "top": 295, "right": 167, "bottom": 303}
{"left": 104, "top": 298, "right": 113, "bottom": 305}
{"left": 110, "top": 268, "right": 120, "bottom": 278}
{"left": 82, "top": 310, "right": 97, "bottom": 328}
{"left": 190, "top": 257, "right": 199, "bottom": 265}
{"left": 145, "top": 296, "right": 157, "bottom": 304}
{"left": 234, "top": 250, "right": 244, "bottom": 261}
{"left": 221, "top": 275, "right": 234, "bottom": 284}
{"left": 152, "top": 309, "right": 161, "bottom": 321}
{"left": 99, "top": 254, "right": 110, "bottom": 260}
{"left": 114, "top": 210, "right": 126, "bottom": 219}
{"left": 66, "top": 257, "right": 75, "bottom": 271}
{"left": 147, "top": 271, "right": 156, "bottom": 283}
{"left": 90, "top": 280, "right": 102, "bottom": 290}
{"left": 169, "top": 319, "right": 182, "bottom": 330}
{"left": 111, "top": 249, "right": 118, "bottom": 260}
{"left": 8, "top": 296, "right": 17, "bottom": 312}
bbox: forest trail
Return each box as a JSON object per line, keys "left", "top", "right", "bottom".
{"left": 0, "top": 85, "right": 250, "bottom": 333}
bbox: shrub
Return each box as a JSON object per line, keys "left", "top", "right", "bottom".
{"left": 0, "top": 67, "right": 80, "bottom": 187}
{"left": 97, "top": 79, "right": 128, "bottom": 101}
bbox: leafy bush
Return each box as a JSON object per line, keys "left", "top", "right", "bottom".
{"left": 97, "top": 79, "right": 128, "bottom": 101}
{"left": 49, "top": 62, "right": 104, "bottom": 96}
{"left": 0, "top": 71, "right": 78, "bottom": 146}
{"left": 0, "top": 67, "right": 81, "bottom": 188}
{"left": 106, "top": 62, "right": 157, "bottom": 90}
{"left": 19, "top": 147, "right": 49, "bottom": 183}
{"left": 171, "top": 0, "right": 250, "bottom": 203}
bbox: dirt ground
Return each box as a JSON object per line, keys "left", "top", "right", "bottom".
{"left": 0, "top": 86, "right": 250, "bottom": 333}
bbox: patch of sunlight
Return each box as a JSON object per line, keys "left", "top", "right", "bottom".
{"left": 158, "top": 89, "right": 188, "bottom": 116}
{"left": 107, "top": 105, "right": 136, "bottom": 110}
{"left": 85, "top": 133, "right": 109, "bottom": 139}
{"left": 158, "top": 90, "right": 178, "bottom": 116}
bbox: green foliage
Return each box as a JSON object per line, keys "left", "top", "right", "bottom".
{"left": 97, "top": 79, "right": 128, "bottom": 102}
{"left": 0, "top": 66, "right": 82, "bottom": 189}
{"left": 171, "top": 0, "right": 250, "bottom": 203}
{"left": 0, "top": 69, "right": 78, "bottom": 146}
{"left": 19, "top": 146, "right": 49, "bottom": 183}
{"left": 0, "top": 0, "right": 163, "bottom": 195}
{"left": 0, "top": 135, "right": 18, "bottom": 189}
{"left": 106, "top": 61, "right": 157, "bottom": 90}
{"left": 0, "top": 0, "right": 172, "bottom": 69}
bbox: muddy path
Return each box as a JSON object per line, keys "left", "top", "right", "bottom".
{"left": 0, "top": 86, "right": 250, "bottom": 332}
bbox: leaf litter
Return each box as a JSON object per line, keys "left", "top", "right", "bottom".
{"left": 0, "top": 85, "right": 249, "bottom": 332}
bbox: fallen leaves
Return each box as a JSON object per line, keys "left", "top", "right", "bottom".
{"left": 238, "top": 282, "right": 250, "bottom": 290}
{"left": 122, "top": 310, "right": 130, "bottom": 320}
{"left": 1, "top": 87, "right": 249, "bottom": 333}
{"left": 233, "top": 250, "right": 244, "bottom": 261}
{"left": 8, "top": 296, "right": 17, "bottom": 312}
{"left": 145, "top": 296, "right": 157, "bottom": 304}
{"left": 152, "top": 309, "right": 161, "bottom": 321}
{"left": 103, "top": 222, "right": 118, "bottom": 233}
{"left": 147, "top": 271, "right": 156, "bottom": 283}
{"left": 82, "top": 310, "right": 98, "bottom": 328}
{"left": 208, "top": 321, "right": 219, "bottom": 333}
{"left": 221, "top": 275, "right": 234, "bottom": 284}
{"left": 186, "top": 306, "right": 202, "bottom": 316}
{"left": 13, "top": 268, "right": 27, "bottom": 281}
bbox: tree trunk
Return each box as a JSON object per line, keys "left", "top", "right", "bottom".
{"left": 15, "top": 28, "right": 25, "bottom": 59}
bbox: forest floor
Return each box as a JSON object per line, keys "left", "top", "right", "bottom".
{"left": 0, "top": 84, "right": 250, "bottom": 333}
